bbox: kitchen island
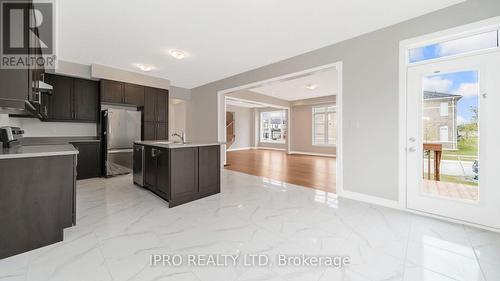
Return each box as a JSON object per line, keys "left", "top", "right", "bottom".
{"left": 134, "top": 141, "right": 222, "bottom": 207}
{"left": 0, "top": 145, "right": 78, "bottom": 259}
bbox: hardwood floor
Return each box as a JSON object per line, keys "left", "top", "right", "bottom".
{"left": 225, "top": 149, "right": 336, "bottom": 193}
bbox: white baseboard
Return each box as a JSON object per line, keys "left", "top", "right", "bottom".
{"left": 227, "top": 147, "right": 254, "bottom": 152}
{"left": 340, "top": 190, "right": 402, "bottom": 210}
{"left": 254, "top": 147, "right": 286, "bottom": 151}
{"left": 289, "top": 151, "right": 336, "bottom": 158}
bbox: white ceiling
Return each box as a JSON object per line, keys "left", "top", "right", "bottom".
{"left": 251, "top": 68, "right": 338, "bottom": 101}
{"left": 57, "top": 0, "right": 464, "bottom": 88}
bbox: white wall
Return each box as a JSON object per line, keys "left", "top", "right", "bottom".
{"left": 188, "top": 0, "right": 500, "bottom": 202}
{"left": 169, "top": 98, "right": 187, "bottom": 139}
{"left": 225, "top": 104, "right": 253, "bottom": 150}
{"left": 0, "top": 115, "right": 97, "bottom": 137}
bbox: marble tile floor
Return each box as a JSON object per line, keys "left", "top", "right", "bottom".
{"left": 1, "top": 170, "right": 499, "bottom": 281}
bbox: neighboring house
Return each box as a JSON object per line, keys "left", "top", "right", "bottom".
{"left": 423, "top": 91, "right": 462, "bottom": 150}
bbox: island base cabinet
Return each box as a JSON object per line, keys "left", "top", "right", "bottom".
{"left": 198, "top": 146, "right": 221, "bottom": 196}
{"left": 169, "top": 147, "right": 199, "bottom": 207}
{"left": 139, "top": 144, "right": 221, "bottom": 208}
{"left": 0, "top": 155, "right": 76, "bottom": 259}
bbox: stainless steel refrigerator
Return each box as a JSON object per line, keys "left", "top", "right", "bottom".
{"left": 102, "top": 108, "right": 142, "bottom": 177}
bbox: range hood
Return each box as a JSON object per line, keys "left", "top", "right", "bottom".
{"left": 0, "top": 98, "right": 40, "bottom": 117}
{"left": 38, "top": 81, "right": 53, "bottom": 93}
{"left": 0, "top": 82, "right": 53, "bottom": 118}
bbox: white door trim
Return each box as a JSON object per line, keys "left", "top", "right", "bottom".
{"left": 217, "top": 61, "right": 343, "bottom": 196}
{"left": 399, "top": 17, "right": 500, "bottom": 214}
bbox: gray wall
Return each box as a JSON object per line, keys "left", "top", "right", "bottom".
{"left": 170, "top": 86, "right": 192, "bottom": 100}
{"left": 188, "top": 0, "right": 500, "bottom": 201}
{"left": 226, "top": 104, "right": 253, "bottom": 150}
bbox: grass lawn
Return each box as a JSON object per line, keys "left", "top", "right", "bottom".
{"left": 442, "top": 136, "right": 478, "bottom": 161}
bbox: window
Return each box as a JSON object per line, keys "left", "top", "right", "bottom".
{"left": 313, "top": 105, "right": 336, "bottom": 146}
{"left": 409, "top": 30, "right": 499, "bottom": 63}
{"left": 260, "top": 110, "right": 287, "bottom": 143}
{"left": 440, "top": 126, "right": 449, "bottom": 142}
{"left": 440, "top": 102, "right": 449, "bottom": 117}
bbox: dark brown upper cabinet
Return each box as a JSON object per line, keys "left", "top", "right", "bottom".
{"left": 101, "top": 80, "right": 145, "bottom": 106}
{"left": 143, "top": 122, "right": 157, "bottom": 141}
{"left": 100, "top": 80, "right": 123, "bottom": 104}
{"left": 45, "top": 74, "right": 74, "bottom": 121}
{"left": 144, "top": 88, "right": 157, "bottom": 122}
{"left": 43, "top": 74, "right": 99, "bottom": 123}
{"left": 124, "top": 84, "right": 145, "bottom": 106}
{"left": 156, "top": 91, "right": 168, "bottom": 122}
{"left": 74, "top": 78, "right": 99, "bottom": 122}
{"left": 144, "top": 88, "right": 168, "bottom": 122}
{"left": 143, "top": 122, "right": 168, "bottom": 141}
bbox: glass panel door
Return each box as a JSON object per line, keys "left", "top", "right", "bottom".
{"left": 406, "top": 52, "right": 500, "bottom": 229}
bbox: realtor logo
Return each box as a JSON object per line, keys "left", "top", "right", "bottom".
{"left": 1, "top": 0, "right": 56, "bottom": 69}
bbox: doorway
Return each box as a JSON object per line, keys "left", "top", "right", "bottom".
{"left": 217, "top": 62, "right": 343, "bottom": 194}
{"left": 405, "top": 50, "right": 500, "bottom": 229}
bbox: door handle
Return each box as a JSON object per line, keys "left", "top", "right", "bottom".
{"left": 408, "top": 147, "right": 416, "bottom": 152}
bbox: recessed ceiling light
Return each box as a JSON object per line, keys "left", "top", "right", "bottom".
{"left": 305, "top": 84, "right": 318, "bottom": 90}
{"left": 136, "top": 64, "right": 154, "bottom": 72}
{"left": 169, "top": 49, "right": 187, "bottom": 60}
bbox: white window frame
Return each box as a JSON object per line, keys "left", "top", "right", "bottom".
{"left": 440, "top": 102, "right": 449, "bottom": 117}
{"left": 408, "top": 30, "right": 499, "bottom": 64}
{"left": 440, "top": 126, "right": 449, "bottom": 142}
{"left": 260, "top": 110, "right": 286, "bottom": 144}
{"left": 312, "top": 105, "right": 336, "bottom": 147}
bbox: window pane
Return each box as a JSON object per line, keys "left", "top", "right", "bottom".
{"left": 260, "top": 110, "right": 287, "bottom": 143}
{"left": 409, "top": 31, "right": 498, "bottom": 63}
{"left": 422, "top": 70, "right": 479, "bottom": 202}
{"left": 440, "top": 102, "right": 449, "bottom": 117}
{"left": 313, "top": 107, "right": 325, "bottom": 114}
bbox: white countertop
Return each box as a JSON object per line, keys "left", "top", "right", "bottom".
{"left": 0, "top": 144, "right": 79, "bottom": 159}
{"left": 135, "top": 140, "right": 225, "bottom": 149}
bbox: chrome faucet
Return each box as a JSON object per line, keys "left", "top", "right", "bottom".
{"left": 171, "top": 130, "right": 186, "bottom": 144}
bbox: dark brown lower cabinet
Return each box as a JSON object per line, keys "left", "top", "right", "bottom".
{"left": 0, "top": 155, "right": 76, "bottom": 259}
{"left": 138, "top": 144, "right": 220, "bottom": 207}
{"left": 169, "top": 147, "right": 198, "bottom": 203}
{"left": 144, "top": 146, "right": 157, "bottom": 188}
{"left": 156, "top": 148, "right": 170, "bottom": 195}
{"left": 198, "top": 145, "right": 221, "bottom": 196}
{"left": 71, "top": 141, "right": 101, "bottom": 180}
{"left": 144, "top": 146, "right": 169, "bottom": 196}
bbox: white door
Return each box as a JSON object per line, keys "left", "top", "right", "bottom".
{"left": 406, "top": 52, "right": 500, "bottom": 229}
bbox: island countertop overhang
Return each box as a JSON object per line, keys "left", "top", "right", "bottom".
{"left": 134, "top": 140, "right": 225, "bottom": 149}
